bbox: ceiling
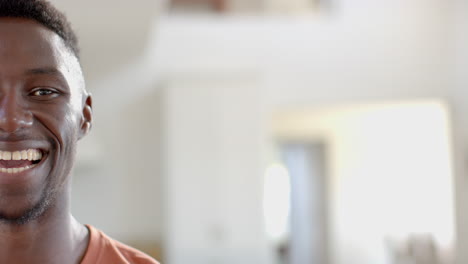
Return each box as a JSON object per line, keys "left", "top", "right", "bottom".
{"left": 49, "top": 0, "right": 165, "bottom": 86}
{"left": 46, "top": 0, "right": 322, "bottom": 88}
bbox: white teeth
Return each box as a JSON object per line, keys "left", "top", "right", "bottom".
{"left": 0, "top": 149, "right": 42, "bottom": 161}
{"left": 12, "top": 151, "right": 21, "bottom": 161}
{"left": 0, "top": 149, "right": 42, "bottom": 174}
{"left": 32, "top": 151, "right": 42, "bottom": 160}
{"left": 2, "top": 151, "right": 11, "bottom": 160}
{"left": 21, "top": 150, "right": 28, "bottom": 160}
{"left": 0, "top": 165, "right": 34, "bottom": 174}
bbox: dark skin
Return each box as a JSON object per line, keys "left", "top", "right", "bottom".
{"left": 0, "top": 18, "right": 92, "bottom": 263}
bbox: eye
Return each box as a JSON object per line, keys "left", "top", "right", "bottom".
{"left": 29, "top": 88, "right": 60, "bottom": 98}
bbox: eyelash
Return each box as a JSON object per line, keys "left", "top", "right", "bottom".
{"left": 29, "top": 88, "right": 60, "bottom": 98}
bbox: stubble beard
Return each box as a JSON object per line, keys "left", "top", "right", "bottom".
{"left": 0, "top": 182, "right": 59, "bottom": 225}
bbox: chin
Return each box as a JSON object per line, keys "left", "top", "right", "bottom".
{"left": 0, "top": 185, "right": 58, "bottom": 225}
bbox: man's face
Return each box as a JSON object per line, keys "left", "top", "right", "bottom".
{"left": 0, "top": 18, "right": 91, "bottom": 224}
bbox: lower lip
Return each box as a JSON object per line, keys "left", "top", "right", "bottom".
{"left": 0, "top": 161, "right": 45, "bottom": 185}
{"left": 0, "top": 170, "right": 34, "bottom": 185}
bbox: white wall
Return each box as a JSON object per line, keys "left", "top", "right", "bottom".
{"left": 163, "top": 76, "right": 271, "bottom": 264}
{"left": 151, "top": 2, "right": 450, "bottom": 106}
{"left": 73, "top": 89, "right": 164, "bottom": 242}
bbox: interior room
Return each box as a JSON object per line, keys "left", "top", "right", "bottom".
{"left": 49, "top": 0, "right": 468, "bottom": 263}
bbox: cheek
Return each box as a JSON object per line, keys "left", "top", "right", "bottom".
{"left": 57, "top": 113, "right": 80, "bottom": 151}
{"left": 52, "top": 115, "right": 80, "bottom": 184}
{"left": 31, "top": 97, "right": 83, "bottom": 146}
{"left": 34, "top": 107, "right": 81, "bottom": 155}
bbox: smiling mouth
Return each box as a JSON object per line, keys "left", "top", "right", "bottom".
{"left": 0, "top": 149, "right": 43, "bottom": 174}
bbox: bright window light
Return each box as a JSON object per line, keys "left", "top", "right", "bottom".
{"left": 263, "top": 163, "right": 291, "bottom": 241}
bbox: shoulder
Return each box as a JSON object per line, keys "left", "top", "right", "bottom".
{"left": 81, "top": 225, "right": 160, "bottom": 264}
{"left": 110, "top": 236, "right": 160, "bottom": 264}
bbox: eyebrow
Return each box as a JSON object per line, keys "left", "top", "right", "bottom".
{"left": 25, "top": 67, "right": 62, "bottom": 76}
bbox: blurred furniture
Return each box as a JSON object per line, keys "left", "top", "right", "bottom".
{"left": 170, "top": 0, "right": 226, "bottom": 12}
{"left": 387, "top": 234, "right": 443, "bottom": 264}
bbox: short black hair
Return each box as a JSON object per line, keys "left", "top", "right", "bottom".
{"left": 0, "top": 0, "right": 79, "bottom": 58}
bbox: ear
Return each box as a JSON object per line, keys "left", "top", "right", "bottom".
{"left": 78, "top": 93, "right": 93, "bottom": 140}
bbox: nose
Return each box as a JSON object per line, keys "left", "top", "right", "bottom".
{"left": 0, "top": 93, "right": 33, "bottom": 133}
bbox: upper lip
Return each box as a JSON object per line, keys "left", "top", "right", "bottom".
{"left": 0, "top": 132, "right": 50, "bottom": 154}
{"left": 0, "top": 140, "right": 49, "bottom": 153}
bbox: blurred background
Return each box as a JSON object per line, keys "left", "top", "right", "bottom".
{"left": 48, "top": 0, "right": 468, "bottom": 263}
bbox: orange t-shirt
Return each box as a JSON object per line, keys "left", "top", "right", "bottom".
{"left": 80, "top": 225, "right": 160, "bottom": 264}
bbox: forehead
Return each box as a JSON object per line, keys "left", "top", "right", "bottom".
{"left": 0, "top": 18, "right": 84, "bottom": 97}
{"left": 0, "top": 18, "right": 67, "bottom": 71}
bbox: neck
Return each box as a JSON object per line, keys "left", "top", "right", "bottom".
{"left": 0, "top": 190, "right": 89, "bottom": 264}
